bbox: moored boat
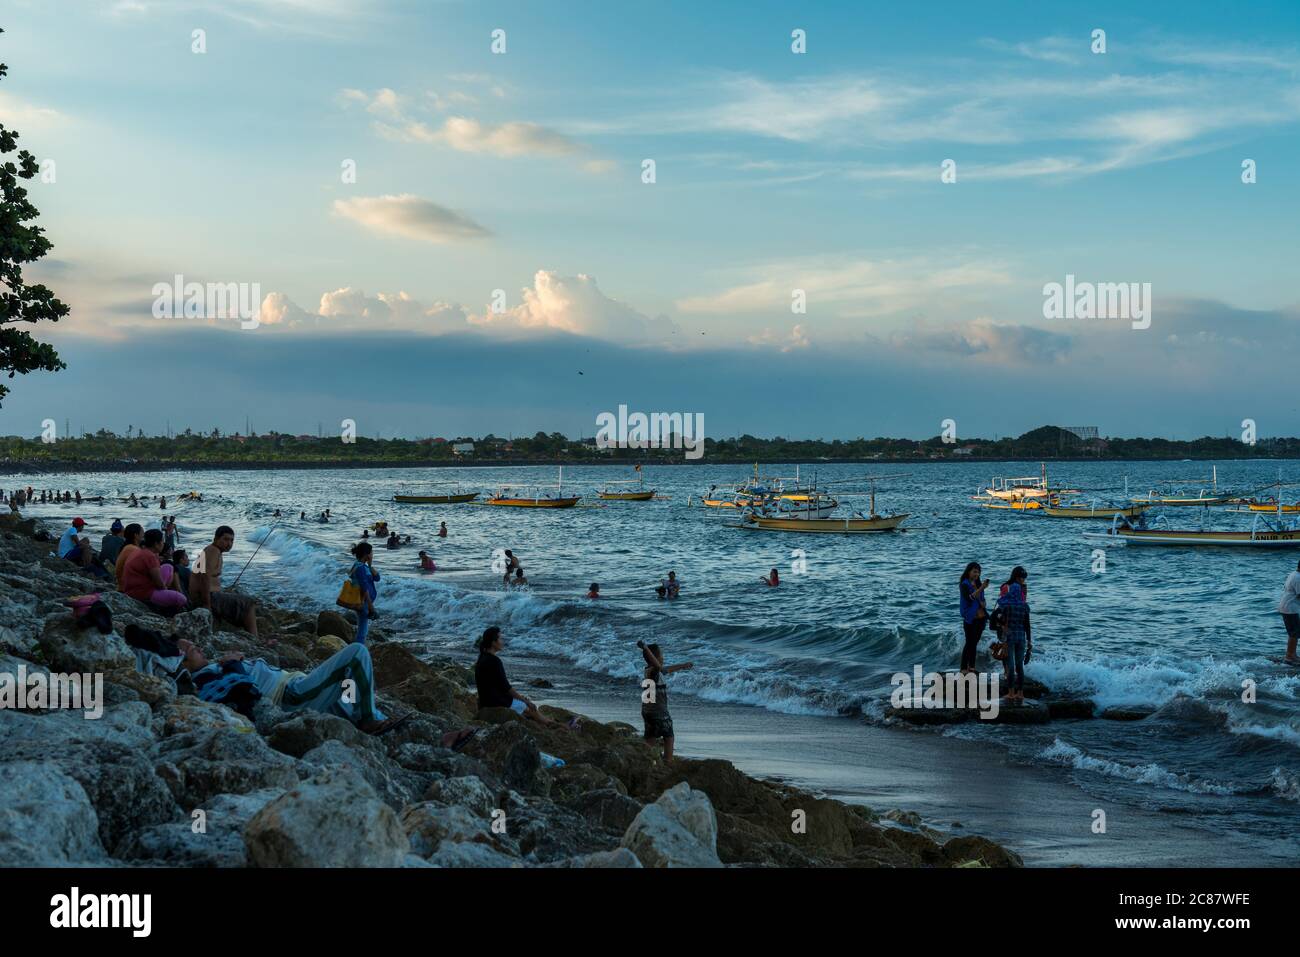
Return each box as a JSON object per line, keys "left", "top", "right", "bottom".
{"left": 744, "top": 512, "right": 907, "bottom": 533}
{"left": 393, "top": 492, "right": 479, "bottom": 504}
{"left": 1084, "top": 511, "right": 1300, "bottom": 547}
{"left": 1042, "top": 501, "right": 1147, "bottom": 519}
{"left": 486, "top": 468, "right": 581, "bottom": 508}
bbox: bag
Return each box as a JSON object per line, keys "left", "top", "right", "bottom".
{"left": 989, "top": 640, "right": 1007, "bottom": 662}
{"left": 988, "top": 606, "right": 1004, "bottom": 633}
{"left": 336, "top": 579, "right": 363, "bottom": 610}
{"left": 195, "top": 671, "right": 262, "bottom": 719}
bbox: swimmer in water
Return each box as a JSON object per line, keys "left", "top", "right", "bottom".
{"left": 762, "top": 568, "right": 779, "bottom": 587}
{"left": 587, "top": 582, "right": 600, "bottom": 599}
{"left": 510, "top": 567, "right": 528, "bottom": 587}
{"left": 438, "top": 522, "right": 448, "bottom": 538}
{"left": 418, "top": 550, "right": 436, "bottom": 572}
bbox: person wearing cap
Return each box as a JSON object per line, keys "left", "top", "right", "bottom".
{"left": 100, "top": 520, "right": 127, "bottom": 569}
{"left": 58, "top": 518, "right": 95, "bottom": 568}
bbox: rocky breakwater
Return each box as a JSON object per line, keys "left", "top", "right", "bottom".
{"left": 0, "top": 513, "right": 1021, "bottom": 868}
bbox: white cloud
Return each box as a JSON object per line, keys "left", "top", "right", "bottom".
{"left": 470, "top": 270, "right": 678, "bottom": 341}
{"left": 332, "top": 194, "right": 491, "bottom": 244}
{"left": 0, "top": 92, "right": 66, "bottom": 132}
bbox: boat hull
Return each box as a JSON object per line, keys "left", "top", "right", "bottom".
{"left": 393, "top": 493, "right": 479, "bottom": 504}
{"left": 485, "top": 497, "right": 581, "bottom": 509}
{"left": 1108, "top": 528, "right": 1300, "bottom": 547}
{"left": 598, "top": 490, "right": 656, "bottom": 501}
{"left": 744, "top": 513, "right": 908, "bottom": 533}
{"left": 1042, "top": 504, "right": 1147, "bottom": 519}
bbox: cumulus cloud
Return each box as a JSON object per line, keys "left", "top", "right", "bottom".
{"left": 891, "top": 318, "right": 1071, "bottom": 364}
{"left": 469, "top": 271, "right": 678, "bottom": 341}
{"left": 748, "top": 324, "right": 810, "bottom": 352}
{"left": 332, "top": 194, "right": 491, "bottom": 244}
{"left": 258, "top": 288, "right": 469, "bottom": 332}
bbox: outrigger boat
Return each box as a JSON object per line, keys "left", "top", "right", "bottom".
{"left": 1130, "top": 466, "right": 1238, "bottom": 508}
{"left": 1042, "top": 499, "right": 1148, "bottom": 520}
{"left": 393, "top": 483, "right": 478, "bottom": 505}
{"left": 1084, "top": 510, "right": 1300, "bottom": 548}
{"left": 974, "top": 464, "right": 1077, "bottom": 510}
{"left": 742, "top": 474, "right": 908, "bottom": 534}
{"left": 597, "top": 469, "right": 656, "bottom": 501}
{"left": 485, "top": 468, "right": 581, "bottom": 508}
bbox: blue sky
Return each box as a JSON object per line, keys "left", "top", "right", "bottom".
{"left": 1, "top": 0, "right": 1298, "bottom": 441}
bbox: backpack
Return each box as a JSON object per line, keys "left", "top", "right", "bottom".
{"left": 194, "top": 670, "right": 262, "bottom": 719}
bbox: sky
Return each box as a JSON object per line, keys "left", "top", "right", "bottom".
{"left": 0, "top": 0, "right": 1298, "bottom": 442}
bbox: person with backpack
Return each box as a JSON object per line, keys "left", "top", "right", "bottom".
{"left": 343, "top": 541, "right": 380, "bottom": 644}
{"left": 996, "top": 581, "right": 1032, "bottom": 704}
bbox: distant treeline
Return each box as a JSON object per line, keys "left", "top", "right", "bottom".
{"left": 0, "top": 425, "right": 1294, "bottom": 473}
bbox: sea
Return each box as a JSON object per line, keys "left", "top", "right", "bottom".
{"left": 8, "top": 460, "right": 1299, "bottom": 866}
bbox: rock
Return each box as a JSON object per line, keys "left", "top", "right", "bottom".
{"left": 942, "top": 835, "right": 1023, "bottom": 868}
{"left": 887, "top": 701, "right": 977, "bottom": 725}
{"left": 40, "top": 744, "right": 179, "bottom": 852}
{"left": 885, "top": 809, "right": 923, "bottom": 827}
{"left": 170, "top": 608, "right": 213, "bottom": 642}
{"left": 1047, "top": 698, "right": 1096, "bottom": 720}
{"left": 369, "top": 641, "right": 435, "bottom": 686}
{"left": 106, "top": 668, "right": 177, "bottom": 708}
{"left": 551, "top": 848, "right": 642, "bottom": 868}
{"left": 568, "top": 788, "right": 644, "bottom": 833}
{"left": 461, "top": 721, "right": 544, "bottom": 795}
{"left": 116, "top": 788, "right": 286, "bottom": 866}
{"left": 243, "top": 768, "right": 409, "bottom": 867}
{"left": 156, "top": 727, "right": 300, "bottom": 809}
{"left": 154, "top": 697, "right": 254, "bottom": 737}
{"left": 424, "top": 775, "right": 498, "bottom": 817}
{"left": 265, "top": 711, "right": 382, "bottom": 759}
{"left": 299, "top": 739, "right": 427, "bottom": 810}
{"left": 550, "top": 762, "right": 627, "bottom": 803}
{"left": 0, "top": 760, "right": 106, "bottom": 865}
{"left": 428, "top": 842, "right": 522, "bottom": 868}
{"left": 400, "top": 802, "right": 498, "bottom": 857}
{"left": 531, "top": 678, "right": 554, "bottom": 689}
{"left": 1021, "top": 677, "right": 1051, "bottom": 699}
{"left": 988, "top": 698, "right": 1050, "bottom": 724}
{"left": 37, "top": 615, "right": 135, "bottom": 674}
{"left": 1100, "top": 706, "right": 1157, "bottom": 721}
{"left": 315, "top": 610, "right": 354, "bottom": 642}
{"left": 621, "top": 781, "right": 722, "bottom": 868}
{"left": 389, "top": 671, "right": 477, "bottom": 720}
{"left": 311, "top": 634, "right": 346, "bottom": 659}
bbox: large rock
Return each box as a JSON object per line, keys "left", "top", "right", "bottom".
{"left": 170, "top": 608, "right": 214, "bottom": 642}
{"left": 315, "top": 610, "right": 354, "bottom": 642}
{"left": 400, "top": 802, "right": 502, "bottom": 858}
{"left": 621, "top": 782, "right": 723, "bottom": 868}
{"left": 299, "top": 738, "right": 428, "bottom": 809}
{"left": 568, "top": 788, "right": 644, "bottom": 833}
{"left": 265, "top": 711, "right": 383, "bottom": 759}
{"left": 0, "top": 760, "right": 106, "bottom": 865}
{"left": 154, "top": 697, "right": 255, "bottom": 737}
{"left": 461, "top": 721, "right": 544, "bottom": 794}
{"left": 243, "top": 768, "right": 409, "bottom": 867}
{"left": 116, "top": 788, "right": 286, "bottom": 867}
{"left": 155, "top": 727, "right": 300, "bottom": 809}
{"left": 424, "top": 775, "right": 498, "bottom": 817}
{"left": 37, "top": 615, "right": 135, "bottom": 673}
{"left": 548, "top": 848, "right": 643, "bottom": 868}
{"left": 427, "top": 842, "right": 522, "bottom": 868}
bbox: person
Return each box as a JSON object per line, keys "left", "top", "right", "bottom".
{"left": 1277, "top": 559, "right": 1300, "bottom": 665}
{"left": 586, "top": 582, "right": 600, "bottom": 599}
{"left": 473, "top": 626, "right": 568, "bottom": 729}
{"left": 418, "top": 550, "right": 436, "bottom": 572}
{"left": 74, "top": 490, "right": 82, "bottom": 505}
{"left": 114, "top": 523, "right": 144, "bottom": 588}
{"left": 959, "top": 562, "right": 990, "bottom": 675}
{"left": 762, "top": 568, "right": 780, "bottom": 587}
{"left": 163, "top": 516, "right": 178, "bottom": 551}
{"left": 189, "top": 525, "right": 259, "bottom": 637}
{"left": 318, "top": 512, "right": 329, "bottom": 523}
{"left": 638, "top": 640, "right": 693, "bottom": 762}
{"left": 172, "top": 548, "right": 192, "bottom": 596}
{"left": 403, "top": 535, "right": 411, "bottom": 545}
{"left": 361, "top": 529, "right": 370, "bottom": 539}
{"left": 58, "top": 518, "right": 94, "bottom": 567}
{"left": 348, "top": 541, "right": 380, "bottom": 644}
{"left": 502, "top": 549, "right": 520, "bottom": 583}
{"left": 656, "top": 570, "right": 680, "bottom": 600}
{"left": 100, "top": 520, "right": 126, "bottom": 569}
{"left": 996, "top": 582, "right": 1032, "bottom": 704}
{"left": 386, "top": 532, "right": 401, "bottom": 550}
{"left": 177, "top": 638, "right": 406, "bottom": 734}
{"left": 300, "top": 511, "right": 307, "bottom": 521}
{"left": 510, "top": 567, "right": 528, "bottom": 587}
{"left": 438, "top": 522, "right": 448, "bottom": 538}
{"left": 159, "top": 496, "right": 167, "bottom": 510}
{"left": 120, "top": 528, "right": 189, "bottom": 611}
{"left": 272, "top": 509, "right": 281, "bottom": 518}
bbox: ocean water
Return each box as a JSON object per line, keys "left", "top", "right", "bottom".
{"left": 9, "top": 460, "right": 1300, "bottom": 862}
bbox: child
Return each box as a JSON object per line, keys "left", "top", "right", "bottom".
{"left": 418, "top": 550, "right": 436, "bottom": 572}
{"left": 586, "top": 582, "right": 600, "bottom": 599}
{"left": 637, "top": 640, "right": 693, "bottom": 762}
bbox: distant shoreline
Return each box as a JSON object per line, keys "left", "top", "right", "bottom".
{"left": 2, "top": 455, "right": 1298, "bottom": 476}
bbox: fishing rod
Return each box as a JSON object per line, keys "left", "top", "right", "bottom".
{"left": 230, "top": 519, "right": 281, "bottom": 588}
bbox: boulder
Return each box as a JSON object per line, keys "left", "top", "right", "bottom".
{"left": 265, "top": 711, "right": 382, "bottom": 759}
{"left": 156, "top": 727, "right": 300, "bottom": 809}
{"left": 369, "top": 641, "right": 435, "bottom": 686}
{"left": 1100, "top": 706, "right": 1157, "bottom": 721}
{"left": 400, "top": 802, "right": 498, "bottom": 857}
{"left": 621, "top": 781, "right": 722, "bottom": 868}
{"left": 315, "top": 610, "right": 354, "bottom": 642}
{"left": 942, "top": 835, "right": 1023, "bottom": 868}
{"left": 568, "top": 788, "right": 644, "bottom": 833}
{"left": 988, "top": 698, "right": 1050, "bottom": 724}
{"left": 427, "top": 842, "right": 522, "bottom": 868}
{"left": 1047, "top": 698, "right": 1096, "bottom": 720}
{"left": 550, "top": 848, "right": 642, "bottom": 868}
{"left": 116, "top": 788, "right": 286, "bottom": 867}
{"left": 170, "top": 608, "right": 213, "bottom": 642}
{"left": 243, "top": 768, "right": 409, "bottom": 867}
{"left": 461, "top": 721, "right": 543, "bottom": 795}
{"left": 0, "top": 760, "right": 106, "bottom": 865}
{"left": 311, "top": 634, "right": 347, "bottom": 659}
{"left": 37, "top": 615, "right": 134, "bottom": 673}
{"left": 423, "top": 775, "right": 498, "bottom": 817}
{"left": 299, "top": 739, "right": 428, "bottom": 810}
{"left": 153, "top": 697, "right": 254, "bottom": 737}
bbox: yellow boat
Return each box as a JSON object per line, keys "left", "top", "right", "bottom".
{"left": 744, "top": 512, "right": 908, "bottom": 533}
{"left": 1042, "top": 503, "right": 1148, "bottom": 519}
{"left": 1239, "top": 499, "right": 1300, "bottom": 514}
{"left": 980, "top": 500, "right": 1043, "bottom": 511}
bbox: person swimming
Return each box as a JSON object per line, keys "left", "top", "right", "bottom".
{"left": 655, "top": 570, "right": 680, "bottom": 599}
{"left": 510, "top": 567, "right": 528, "bottom": 587}
{"left": 762, "top": 568, "right": 779, "bottom": 587}
{"left": 438, "top": 522, "right": 448, "bottom": 538}
{"left": 587, "top": 582, "right": 600, "bottom": 599}
{"left": 386, "top": 532, "right": 401, "bottom": 549}
{"left": 418, "top": 550, "right": 435, "bottom": 572}
{"left": 362, "top": 529, "right": 370, "bottom": 539}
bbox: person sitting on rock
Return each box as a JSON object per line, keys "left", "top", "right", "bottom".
{"left": 120, "top": 528, "right": 189, "bottom": 612}
{"left": 58, "top": 517, "right": 95, "bottom": 568}
{"left": 473, "top": 626, "right": 573, "bottom": 731}
{"left": 189, "top": 525, "right": 260, "bottom": 638}
{"left": 176, "top": 637, "right": 408, "bottom": 734}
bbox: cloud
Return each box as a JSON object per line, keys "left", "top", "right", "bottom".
{"left": 332, "top": 194, "right": 491, "bottom": 244}
{"left": 0, "top": 92, "right": 66, "bottom": 132}
{"left": 748, "top": 324, "right": 810, "bottom": 352}
{"left": 469, "top": 271, "right": 678, "bottom": 341}
{"left": 891, "top": 318, "right": 1072, "bottom": 364}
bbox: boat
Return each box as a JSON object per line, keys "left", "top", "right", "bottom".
{"left": 979, "top": 465, "right": 1055, "bottom": 502}
{"left": 597, "top": 469, "right": 656, "bottom": 501}
{"left": 485, "top": 468, "right": 581, "bottom": 508}
{"left": 755, "top": 494, "right": 840, "bottom": 519}
{"left": 393, "top": 492, "right": 479, "bottom": 505}
{"left": 1129, "top": 466, "right": 1237, "bottom": 508}
{"left": 1042, "top": 500, "right": 1148, "bottom": 519}
{"left": 980, "top": 499, "right": 1044, "bottom": 512}
{"left": 742, "top": 473, "right": 907, "bottom": 534}
{"left": 1084, "top": 511, "right": 1300, "bottom": 548}
{"left": 1236, "top": 499, "right": 1300, "bottom": 514}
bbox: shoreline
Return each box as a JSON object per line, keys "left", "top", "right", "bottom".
{"left": 0, "top": 512, "right": 1022, "bottom": 868}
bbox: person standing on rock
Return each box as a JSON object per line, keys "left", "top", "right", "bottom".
{"left": 474, "top": 626, "right": 569, "bottom": 730}
{"left": 190, "top": 525, "right": 260, "bottom": 638}
{"left": 996, "top": 583, "right": 1031, "bottom": 704}
{"left": 1276, "top": 559, "right": 1300, "bottom": 665}
{"left": 176, "top": 638, "right": 407, "bottom": 734}
{"left": 348, "top": 541, "right": 380, "bottom": 644}
{"left": 638, "top": 640, "right": 693, "bottom": 762}
{"left": 959, "top": 562, "right": 989, "bottom": 675}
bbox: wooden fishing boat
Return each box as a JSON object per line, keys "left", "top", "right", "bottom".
{"left": 394, "top": 492, "right": 479, "bottom": 505}
{"left": 744, "top": 512, "right": 907, "bottom": 533}
{"left": 486, "top": 468, "right": 580, "bottom": 508}
{"left": 597, "top": 470, "right": 656, "bottom": 501}
{"left": 980, "top": 500, "right": 1043, "bottom": 511}
{"left": 1042, "top": 501, "right": 1148, "bottom": 519}
{"left": 1084, "top": 512, "right": 1300, "bottom": 548}
{"left": 1130, "top": 492, "right": 1237, "bottom": 508}
{"left": 1236, "top": 499, "right": 1300, "bottom": 514}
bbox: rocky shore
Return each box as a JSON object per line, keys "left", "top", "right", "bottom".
{"left": 0, "top": 512, "right": 1021, "bottom": 868}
